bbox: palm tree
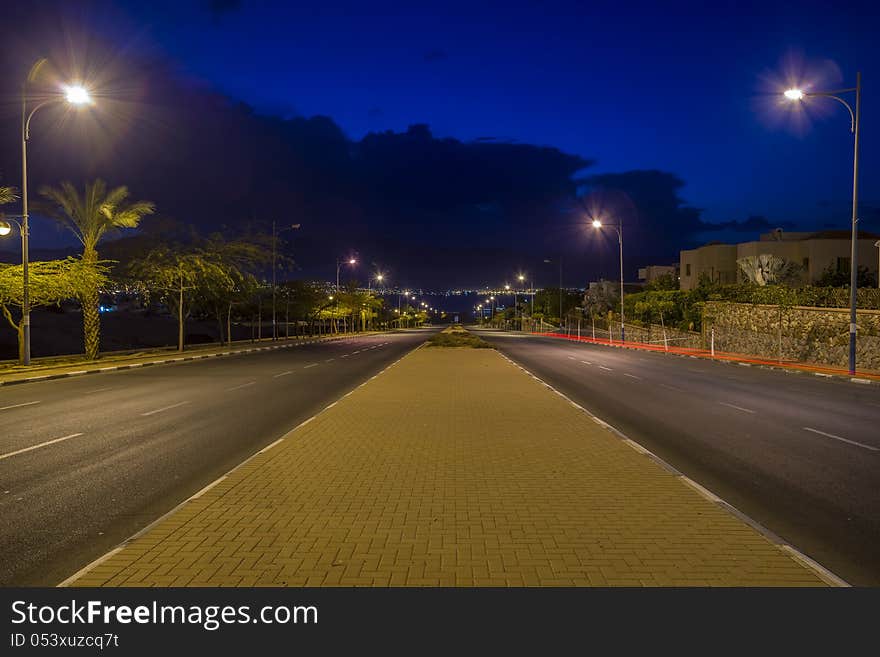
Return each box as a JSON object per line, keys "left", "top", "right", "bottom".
{"left": 40, "top": 180, "right": 154, "bottom": 359}
{"left": 0, "top": 186, "right": 19, "bottom": 205}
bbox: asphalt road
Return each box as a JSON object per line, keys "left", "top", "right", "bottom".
{"left": 0, "top": 329, "right": 435, "bottom": 586}
{"left": 474, "top": 328, "right": 880, "bottom": 586}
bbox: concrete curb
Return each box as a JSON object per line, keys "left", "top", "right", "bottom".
{"left": 495, "top": 349, "right": 850, "bottom": 588}
{"left": 0, "top": 334, "right": 372, "bottom": 388}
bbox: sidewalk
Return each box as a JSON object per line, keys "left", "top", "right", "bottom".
{"left": 0, "top": 333, "right": 374, "bottom": 387}
{"left": 64, "top": 344, "right": 835, "bottom": 587}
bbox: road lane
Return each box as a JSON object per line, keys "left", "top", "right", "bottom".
{"left": 475, "top": 329, "right": 880, "bottom": 585}
{"left": 0, "top": 329, "right": 434, "bottom": 585}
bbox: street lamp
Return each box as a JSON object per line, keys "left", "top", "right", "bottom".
{"left": 336, "top": 257, "right": 357, "bottom": 293}
{"left": 591, "top": 217, "right": 626, "bottom": 342}
{"left": 271, "top": 222, "right": 301, "bottom": 340}
{"left": 365, "top": 273, "right": 384, "bottom": 330}
{"left": 517, "top": 273, "right": 533, "bottom": 328}
{"left": 783, "top": 74, "right": 861, "bottom": 374}
{"left": 18, "top": 62, "right": 93, "bottom": 365}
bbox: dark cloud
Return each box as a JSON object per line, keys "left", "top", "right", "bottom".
{"left": 0, "top": 7, "right": 792, "bottom": 287}
{"left": 702, "top": 216, "right": 795, "bottom": 233}
{"left": 207, "top": 0, "right": 242, "bottom": 20}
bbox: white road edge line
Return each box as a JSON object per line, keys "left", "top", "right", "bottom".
{"left": 59, "top": 338, "right": 425, "bottom": 587}
{"left": 719, "top": 402, "right": 756, "bottom": 414}
{"left": 0, "top": 401, "right": 41, "bottom": 411}
{"left": 303, "top": 363, "right": 318, "bottom": 369}
{"left": 273, "top": 371, "right": 293, "bottom": 378}
{"left": 803, "top": 426, "right": 879, "bottom": 452}
{"left": 623, "top": 373, "right": 642, "bottom": 380}
{"left": 598, "top": 365, "right": 613, "bottom": 371}
{"left": 141, "top": 401, "right": 190, "bottom": 416}
{"left": 494, "top": 350, "right": 848, "bottom": 588}
{"left": 0, "top": 433, "right": 84, "bottom": 461}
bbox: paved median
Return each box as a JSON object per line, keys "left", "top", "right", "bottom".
{"left": 65, "top": 343, "right": 831, "bottom": 586}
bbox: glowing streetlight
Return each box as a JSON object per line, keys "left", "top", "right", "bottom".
{"left": 781, "top": 73, "right": 862, "bottom": 374}
{"left": 0, "top": 221, "right": 12, "bottom": 237}
{"left": 591, "top": 215, "right": 626, "bottom": 342}
{"left": 63, "top": 85, "right": 92, "bottom": 105}
{"left": 18, "top": 60, "right": 94, "bottom": 365}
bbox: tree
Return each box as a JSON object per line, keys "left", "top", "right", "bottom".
{"left": 737, "top": 254, "right": 802, "bottom": 286}
{"left": 40, "top": 180, "right": 155, "bottom": 359}
{"left": 0, "top": 186, "right": 18, "bottom": 205}
{"left": 0, "top": 258, "right": 108, "bottom": 362}
{"left": 644, "top": 272, "right": 679, "bottom": 291}
{"left": 816, "top": 263, "right": 877, "bottom": 288}
{"left": 129, "top": 246, "right": 232, "bottom": 352}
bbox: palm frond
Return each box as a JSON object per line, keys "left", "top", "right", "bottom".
{"left": 39, "top": 179, "right": 154, "bottom": 251}
{"left": 0, "top": 186, "right": 19, "bottom": 205}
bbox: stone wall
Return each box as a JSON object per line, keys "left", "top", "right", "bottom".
{"left": 703, "top": 301, "right": 880, "bottom": 371}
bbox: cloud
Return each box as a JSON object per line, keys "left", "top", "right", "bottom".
{"left": 207, "top": 0, "right": 242, "bottom": 20}
{"left": 701, "top": 216, "right": 795, "bottom": 233}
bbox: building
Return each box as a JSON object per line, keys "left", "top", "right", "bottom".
{"left": 679, "top": 229, "right": 880, "bottom": 290}
{"left": 638, "top": 264, "right": 679, "bottom": 285}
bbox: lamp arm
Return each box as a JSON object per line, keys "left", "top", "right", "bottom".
{"left": 807, "top": 93, "right": 855, "bottom": 133}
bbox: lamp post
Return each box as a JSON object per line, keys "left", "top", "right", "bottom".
{"left": 591, "top": 217, "right": 625, "bottom": 342}
{"left": 334, "top": 257, "right": 356, "bottom": 333}
{"left": 875, "top": 241, "right": 880, "bottom": 289}
{"left": 398, "top": 289, "right": 408, "bottom": 327}
{"left": 17, "top": 62, "right": 92, "bottom": 365}
{"left": 517, "top": 273, "right": 532, "bottom": 331}
{"left": 367, "top": 273, "right": 383, "bottom": 330}
{"left": 271, "top": 221, "right": 300, "bottom": 340}
{"left": 783, "top": 74, "right": 861, "bottom": 374}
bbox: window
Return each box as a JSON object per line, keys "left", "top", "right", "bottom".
{"left": 685, "top": 263, "right": 691, "bottom": 276}
{"left": 836, "top": 257, "right": 851, "bottom": 274}
{"left": 802, "top": 257, "right": 809, "bottom": 270}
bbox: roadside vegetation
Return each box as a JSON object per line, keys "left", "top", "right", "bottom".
{"left": 426, "top": 325, "right": 493, "bottom": 349}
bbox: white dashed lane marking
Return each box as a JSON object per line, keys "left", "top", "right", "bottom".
{"left": 0, "top": 401, "right": 41, "bottom": 412}
{"left": 803, "top": 427, "right": 878, "bottom": 452}
{"left": 141, "top": 401, "right": 191, "bottom": 416}
{"left": 719, "top": 402, "right": 756, "bottom": 414}
{"left": 0, "top": 433, "right": 84, "bottom": 461}
{"left": 226, "top": 381, "right": 256, "bottom": 392}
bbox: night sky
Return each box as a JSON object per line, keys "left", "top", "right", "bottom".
{"left": 1, "top": 0, "right": 878, "bottom": 289}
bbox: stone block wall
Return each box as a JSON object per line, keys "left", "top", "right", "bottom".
{"left": 703, "top": 301, "right": 880, "bottom": 371}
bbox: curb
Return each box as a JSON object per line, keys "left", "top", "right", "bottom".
{"left": 0, "top": 334, "right": 372, "bottom": 388}
{"left": 532, "top": 333, "right": 880, "bottom": 387}
{"left": 495, "top": 349, "right": 849, "bottom": 588}
{"left": 58, "top": 338, "right": 425, "bottom": 587}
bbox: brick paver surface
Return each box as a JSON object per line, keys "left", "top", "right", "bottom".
{"left": 69, "top": 345, "right": 827, "bottom": 586}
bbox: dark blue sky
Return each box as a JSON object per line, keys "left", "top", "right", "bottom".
{"left": 2, "top": 0, "right": 878, "bottom": 288}
{"left": 115, "top": 0, "right": 878, "bottom": 229}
